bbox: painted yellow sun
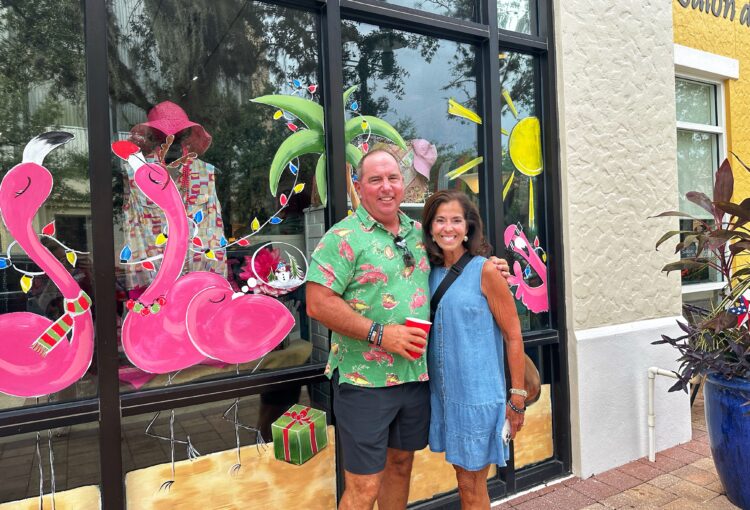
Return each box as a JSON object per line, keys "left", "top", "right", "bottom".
{"left": 446, "top": 89, "right": 544, "bottom": 227}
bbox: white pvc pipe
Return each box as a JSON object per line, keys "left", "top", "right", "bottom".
{"left": 647, "top": 367, "right": 680, "bottom": 462}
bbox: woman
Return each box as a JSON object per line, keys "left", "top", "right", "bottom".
{"left": 422, "top": 189, "right": 527, "bottom": 509}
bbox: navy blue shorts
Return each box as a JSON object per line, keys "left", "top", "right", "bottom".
{"left": 332, "top": 370, "right": 430, "bottom": 475}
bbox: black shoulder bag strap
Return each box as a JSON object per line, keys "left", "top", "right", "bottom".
{"left": 429, "top": 251, "right": 473, "bottom": 322}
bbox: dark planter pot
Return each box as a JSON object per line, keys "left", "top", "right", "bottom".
{"left": 704, "top": 373, "right": 750, "bottom": 510}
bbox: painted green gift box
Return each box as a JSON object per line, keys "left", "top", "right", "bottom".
{"left": 272, "top": 404, "right": 328, "bottom": 465}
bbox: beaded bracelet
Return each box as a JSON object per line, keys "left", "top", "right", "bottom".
{"left": 508, "top": 399, "right": 526, "bottom": 414}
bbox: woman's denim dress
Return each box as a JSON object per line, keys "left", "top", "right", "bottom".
{"left": 428, "top": 256, "right": 510, "bottom": 471}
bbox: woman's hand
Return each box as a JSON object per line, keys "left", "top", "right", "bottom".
{"left": 506, "top": 394, "right": 526, "bottom": 439}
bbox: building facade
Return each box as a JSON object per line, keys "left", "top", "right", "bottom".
{"left": 0, "top": 0, "right": 697, "bottom": 508}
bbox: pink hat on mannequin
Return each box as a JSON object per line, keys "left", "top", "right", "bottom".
{"left": 411, "top": 139, "right": 437, "bottom": 179}
{"left": 129, "top": 101, "right": 212, "bottom": 156}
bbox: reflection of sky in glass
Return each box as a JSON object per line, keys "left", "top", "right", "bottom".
{"left": 343, "top": 23, "right": 477, "bottom": 155}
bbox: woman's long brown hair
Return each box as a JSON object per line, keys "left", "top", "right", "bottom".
{"left": 421, "top": 189, "right": 490, "bottom": 267}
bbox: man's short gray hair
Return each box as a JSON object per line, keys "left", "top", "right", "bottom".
{"left": 354, "top": 148, "right": 403, "bottom": 181}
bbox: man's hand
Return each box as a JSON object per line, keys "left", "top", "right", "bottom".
{"left": 488, "top": 256, "right": 510, "bottom": 280}
{"left": 380, "top": 324, "right": 427, "bottom": 360}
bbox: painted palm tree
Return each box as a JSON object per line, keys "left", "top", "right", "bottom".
{"left": 252, "top": 85, "right": 407, "bottom": 207}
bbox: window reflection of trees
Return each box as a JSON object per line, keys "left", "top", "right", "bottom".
{"left": 0, "top": 1, "right": 89, "bottom": 207}
{"left": 498, "top": 0, "right": 531, "bottom": 34}
{"left": 675, "top": 80, "right": 715, "bottom": 125}
{"left": 108, "top": 0, "right": 321, "bottom": 233}
{"left": 341, "top": 23, "right": 477, "bottom": 196}
{"left": 392, "top": 0, "right": 476, "bottom": 20}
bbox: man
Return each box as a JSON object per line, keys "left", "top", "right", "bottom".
{"left": 306, "top": 149, "right": 508, "bottom": 510}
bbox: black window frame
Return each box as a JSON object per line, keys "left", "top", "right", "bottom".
{"left": 0, "top": 0, "right": 568, "bottom": 507}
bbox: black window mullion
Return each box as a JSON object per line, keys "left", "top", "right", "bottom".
{"left": 83, "top": 0, "right": 124, "bottom": 508}
{"left": 536, "top": 0, "right": 548, "bottom": 39}
{"left": 478, "top": 0, "right": 505, "bottom": 267}
{"left": 497, "top": 27, "right": 546, "bottom": 52}
{"left": 530, "top": 0, "right": 540, "bottom": 36}
{"left": 320, "top": 0, "right": 349, "bottom": 226}
{"left": 0, "top": 400, "right": 99, "bottom": 437}
{"left": 318, "top": 2, "right": 348, "bottom": 501}
{"left": 119, "top": 366, "right": 326, "bottom": 415}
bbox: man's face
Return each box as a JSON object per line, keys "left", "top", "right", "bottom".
{"left": 354, "top": 152, "right": 404, "bottom": 224}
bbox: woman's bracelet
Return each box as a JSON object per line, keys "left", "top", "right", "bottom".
{"left": 508, "top": 399, "right": 526, "bottom": 414}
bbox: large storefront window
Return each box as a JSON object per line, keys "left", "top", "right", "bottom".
{"left": 108, "top": 0, "right": 321, "bottom": 393}
{"left": 499, "top": 51, "right": 549, "bottom": 332}
{"left": 0, "top": 1, "right": 95, "bottom": 413}
{"left": 0, "top": 0, "right": 565, "bottom": 506}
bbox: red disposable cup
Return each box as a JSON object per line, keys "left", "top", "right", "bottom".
{"left": 405, "top": 317, "right": 431, "bottom": 359}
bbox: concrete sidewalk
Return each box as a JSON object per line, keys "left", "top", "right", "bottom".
{"left": 494, "top": 390, "right": 739, "bottom": 509}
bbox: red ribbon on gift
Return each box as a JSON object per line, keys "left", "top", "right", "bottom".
{"left": 282, "top": 407, "right": 318, "bottom": 462}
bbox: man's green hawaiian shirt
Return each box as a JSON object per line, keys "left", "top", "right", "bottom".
{"left": 307, "top": 206, "right": 430, "bottom": 388}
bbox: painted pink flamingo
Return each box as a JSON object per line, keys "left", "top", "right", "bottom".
{"left": 0, "top": 132, "right": 94, "bottom": 397}
{"left": 112, "top": 141, "right": 294, "bottom": 370}
{"left": 113, "top": 141, "right": 227, "bottom": 373}
{"left": 185, "top": 286, "right": 294, "bottom": 364}
{"left": 503, "top": 224, "right": 548, "bottom": 313}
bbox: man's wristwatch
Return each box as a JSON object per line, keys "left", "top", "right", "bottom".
{"left": 509, "top": 388, "right": 528, "bottom": 399}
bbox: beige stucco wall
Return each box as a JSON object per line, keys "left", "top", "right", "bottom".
{"left": 555, "top": 0, "right": 692, "bottom": 478}
{"left": 556, "top": 0, "right": 683, "bottom": 331}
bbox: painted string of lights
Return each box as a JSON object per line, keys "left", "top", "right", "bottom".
{"left": 118, "top": 133, "right": 307, "bottom": 273}
{"left": 0, "top": 221, "right": 90, "bottom": 293}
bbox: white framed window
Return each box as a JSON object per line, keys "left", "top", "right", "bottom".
{"left": 675, "top": 75, "right": 725, "bottom": 291}
{"left": 673, "top": 44, "right": 738, "bottom": 300}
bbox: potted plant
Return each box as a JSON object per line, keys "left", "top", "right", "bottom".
{"left": 652, "top": 156, "right": 750, "bottom": 509}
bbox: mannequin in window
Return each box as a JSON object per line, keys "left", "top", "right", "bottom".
{"left": 122, "top": 101, "right": 226, "bottom": 293}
